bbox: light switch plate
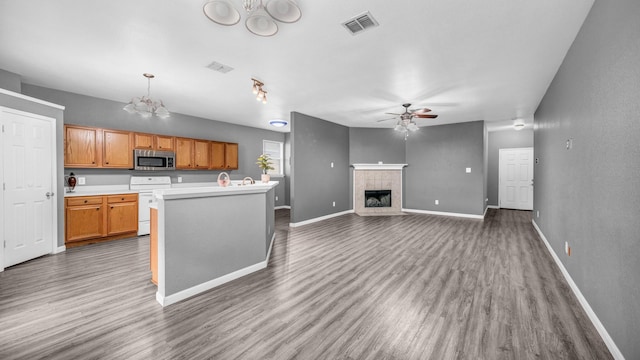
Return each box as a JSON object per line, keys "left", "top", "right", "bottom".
{"left": 466, "top": 168, "right": 471, "bottom": 173}
{"left": 78, "top": 177, "right": 86, "bottom": 185}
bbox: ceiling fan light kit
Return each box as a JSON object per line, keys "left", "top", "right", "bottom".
{"left": 381, "top": 103, "right": 438, "bottom": 140}
{"left": 123, "top": 73, "right": 170, "bottom": 119}
{"left": 204, "top": 0, "right": 301, "bottom": 37}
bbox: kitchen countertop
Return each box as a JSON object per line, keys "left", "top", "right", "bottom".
{"left": 64, "top": 185, "right": 137, "bottom": 197}
{"left": 154, "top": 181, "right": 279, "bottom": 200}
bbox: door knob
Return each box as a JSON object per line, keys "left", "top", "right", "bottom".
{"left": 46, "top": 192, "right": 54, "bottom": 199}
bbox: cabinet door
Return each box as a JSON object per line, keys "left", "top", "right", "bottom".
{"left": 225, "top": 143, "right": 239, "bottom": 170}
{"left": 133, "top": 133, "right": 154, "bottom": 149}
{"left": 194, "top": 140, "right": 211, "bottom": 169}
{"left": 64, "top": 125, "right": 100, "bottom": 167}
{"left": 210, "top": 142, "right": 226, "bottom": 170}
{"left": 154, "top": 135, "right": 175, "bottom": 151}
{"left": 107, "top": 201, "right": 138, "bottom": 235}
{"left": 66, "top": 203, "right": 105, "bottom": 242}
{"left": 103, "top": 130, "right": 133, "bottom": 168}
{"left": 175, "top": 137, "right": 194, "bottom": 169}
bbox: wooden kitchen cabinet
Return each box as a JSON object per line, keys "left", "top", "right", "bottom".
{"left": 210, "top": 142, "right": 238, "bottom": 170}
{"left": 225, "top": 143, "right": 239, "bottom": 170}
{"left": 133, "top": 133, "right": 154, "bottom": 149}
{"left": 65, "top": 193, "right": 138, "bottom": 247}
{"left": 194, "top": 140, "right": 211, "bottom": 169}
{"left": 154, "top": 135, "right": 175, "bottom": 151}
{"left": 64, "top": 125, "right": 101, "bottom": 167}
{"left": 103, "top": 129, "right": 133, "bottom": 168}
{"left": 106, "top": 194, "right": 138, "bottom": 235}
{"left": 65, "top": 196, "right": 105, "bottom": 243}
{"left": 175, "top": 137, "right": 194, "bottom": 169}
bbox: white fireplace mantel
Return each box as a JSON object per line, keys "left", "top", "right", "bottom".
{"left": 351, "top": 163, "right": 407, "bottom": 170}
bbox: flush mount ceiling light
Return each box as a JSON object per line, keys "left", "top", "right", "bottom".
{"left": 513, "top": 119, "right": 526, "bottom": 130}
{"left": 123, "top": 73, "right": 170, "bottom": 119}
{"left": 252, "top": 78, "right": 267, "bottom": 104}
{"left": 203, "top": 0, "right": 301, "bottom": 37}
{"left": 269, "top": 119, "right": 288, "bottom": 127}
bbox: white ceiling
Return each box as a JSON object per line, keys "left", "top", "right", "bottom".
{"left": 0, "top": 0, "right": 594, "bottom": 132}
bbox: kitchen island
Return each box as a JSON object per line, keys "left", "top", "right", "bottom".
{"left": 151, "top": 181, "right": 278, "bottom": 306}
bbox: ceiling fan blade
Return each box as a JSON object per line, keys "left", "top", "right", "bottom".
{"left": 414, "top": 114, "right": 438, "bottom": 119}
{"left": 410, "top": 108, "right": 432, "bottom": 114}
{"left": 376, "top": 117, "right": 396, "bottom": 122}
{"left": 385, "top": 112, "right": 404, "bottom": 116}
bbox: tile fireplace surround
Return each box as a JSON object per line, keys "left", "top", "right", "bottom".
{"left": 352, "top": 164, "right": 407, "bottom": 216}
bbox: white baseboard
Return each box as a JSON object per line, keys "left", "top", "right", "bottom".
{"left": 53, "top": 245, "right": 66, "bottom": 254}
{"left": 402, "top": 208, "right": 485, "bottom": 220}
{"left": 486, "top": 205, "right": 500, "bottom": 209}
{"left": 157, "top": 234, "right": 276, "bottom": 307}
{"left": 532, "top": 220, "right": 625, "bottom": 360}
{"left": 289, "top": 209, "right": 354, "bottom": 228}
{"left": 274, "top": 205, "right": 291, "bottom": 210}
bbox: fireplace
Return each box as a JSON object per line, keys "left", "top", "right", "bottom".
{"left": 365, "top": 190, "right": 391, "bottom": 208}
{"left": 352, "top": 163, "right": 406, "bottom": 216}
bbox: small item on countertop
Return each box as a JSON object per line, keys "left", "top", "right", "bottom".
{"left": 217, "top": 172, "right": 230, "bottom": 187}
{"left": 67, "top": 172, "right": 77, "bottom": 192}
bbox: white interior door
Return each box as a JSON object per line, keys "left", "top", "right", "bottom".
{"left": 1, "top": 107, "right": 56, "bottom": 268}
{"left": 499, "top": 147, "right": 534, "bottom": 210}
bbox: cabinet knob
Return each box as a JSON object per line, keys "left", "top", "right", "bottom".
{"left": 92, "top": 161, "right": 95, "bottom": 164}
{"left": 111, "top": 206, "right": 114, "bottom": 209}
{"left": 121, "top": 197, "right": 124, "bottom": 200}
{"left": 84, "top": 200, "right": 88, "bottom": 203}
{"left": 96, "top": 208, "right": 100, "bottom": 211}
{"left": 106, "top": 162, "right": 109, "bottom": 164}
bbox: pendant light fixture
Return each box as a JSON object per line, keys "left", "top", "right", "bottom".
{"left": 203, "top": 0, "right": 302, "bottom": 37}
{"left": 123, "top": 73, "right": 170, "bottom": 119}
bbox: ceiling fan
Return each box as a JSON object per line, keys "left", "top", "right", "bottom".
{"left": 377, "top": 103, "right": 438, "bottom": 139}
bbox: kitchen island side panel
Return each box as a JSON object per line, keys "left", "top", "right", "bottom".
{"left": 163, "top": 193, "right": 266, "bottom": 296}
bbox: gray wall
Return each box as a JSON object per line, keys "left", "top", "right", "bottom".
{"left": 290, "top": 112, "right": 350, "bottom": 223}
{"left": 0, "top": 90, "right": 65, "bottom": 247}
{"left": 534, "top": 0, "right": 640, "bottom": 358}
{"left": 0, "top": 69, "right": 21, "bottom": 93}
{"left": 349, "top": 127, "right": 406, "bottom": 208}
{"left": 487, "top": 129, "right": 534, "bottom": 206}
{"left": 405, "top": 121, "right": 485, "bottom": 215}
{"left": 284, "top": 132, "right": 291, "bottom": 206}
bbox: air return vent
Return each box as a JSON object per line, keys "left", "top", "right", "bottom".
{"left": 206, "top": 61, "right": 234, "bottom": 73}
{"left": 342, "top": 11, "right": 379, "bottom": 35}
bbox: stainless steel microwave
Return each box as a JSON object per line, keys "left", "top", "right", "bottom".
{"left": 133, "top": 149, "right": 176, "bottom": 171}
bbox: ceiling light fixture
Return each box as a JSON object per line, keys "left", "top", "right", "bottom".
{"left": 513, "top": 119, "right": 525, "bottom": 130}
{"left": 123, "top": 73, "right": 170, "bottom": 119}
{"left": 252, "top": 78, "right": 267, "bottom": 104}
{"left": 395, "top": 117, "right": 420, "bottom": 140}
{"left": 203, "top": 0, "right": 302, "bottom": 37}
{"left": 269, "top": 119, "right": 288, "bottom": 127}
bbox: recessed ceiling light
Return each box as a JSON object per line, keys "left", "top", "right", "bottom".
{"left": 269, "top": 119, "right": 288, "bottom": 127}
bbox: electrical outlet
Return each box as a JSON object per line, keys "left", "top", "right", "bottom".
{"left": 435, "top": 200, "right": 439, "bottom": 205}
{"left": 332, "top": 201, "right": 336, "bottom": 207}
{"left": 536, "top": 210, "right": 540, "bottom": 218}
{"left": 177, "top": 176, "right": 183, "bottom": 183}
{"left": 330, "top": 162, "right": 334, "bottom": 168}
{"left": 78, "top": 177, "right": 86, "bottom": 185}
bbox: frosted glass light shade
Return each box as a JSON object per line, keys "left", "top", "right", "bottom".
{"left": 265, "top": 0, "right": 301, "bottom": 23}
{"left": 203, "top": 0, "right": 241, "bottom": 26}
{"left": 245, "top": 5, "right": 278, "bottom": 36}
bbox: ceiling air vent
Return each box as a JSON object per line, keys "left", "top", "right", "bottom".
{"left": 206, "top": 61, "right": 234, "bottom": 74}
{"left": 342, "top": 11, "right": 379, "bottom": 35}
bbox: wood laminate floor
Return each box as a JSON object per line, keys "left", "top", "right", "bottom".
{"left": 0, "top": 209, "right": 612, "bottom": 359}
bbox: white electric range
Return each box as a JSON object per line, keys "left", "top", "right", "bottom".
{"left": 130, "top": 176, "right": 172, "bottom": 235}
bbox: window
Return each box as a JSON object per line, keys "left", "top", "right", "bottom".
{"left": 263, "top": 140, "right": 283, "bottom": 176}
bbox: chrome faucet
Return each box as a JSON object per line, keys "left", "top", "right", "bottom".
{"left": 242, "top": 176, "right": 255, "bottom": 185}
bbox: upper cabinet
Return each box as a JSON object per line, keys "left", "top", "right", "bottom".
{"left": 64, "top": 125, "right": 101, "bottom": 167}
{"left": 65, "top": 125, "right": 239, "bottom": 171}
{"left": 133, "top": 133, "right": 154, "bottom": 149}
{"left": 103, "top": 130, "right": 133, "bottom": 168}
{"left": 194, "top": 140, "right": 211, "bottom": 169}
{"left": 210, "top": 141, "right": 238, "bottom": 170}
{"left": 154, "top": 135, "right": 175, "bottom": 151}
{"left": 175, "top": 137, "right": 194, "bottom": 169}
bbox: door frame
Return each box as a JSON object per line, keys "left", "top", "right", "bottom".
{"left": 498, "top": 147, "right": 534, "bottom": 210}
{"left": 0, "top": 106, "right": 58, "bottom": 271}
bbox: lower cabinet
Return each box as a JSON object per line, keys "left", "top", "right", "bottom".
{"left": 65, "top": 194, "right": 138, "bottom": 247}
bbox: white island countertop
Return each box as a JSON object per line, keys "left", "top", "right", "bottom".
{"left": 154, "top": 181, "right": 279, "bottom": 200}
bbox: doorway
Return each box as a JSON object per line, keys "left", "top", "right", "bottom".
{"left": 1, "top": 106, "right": 57, "bottom": 270}
{"left": 499, "top": 147, "right": 534, "bottom": 210}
